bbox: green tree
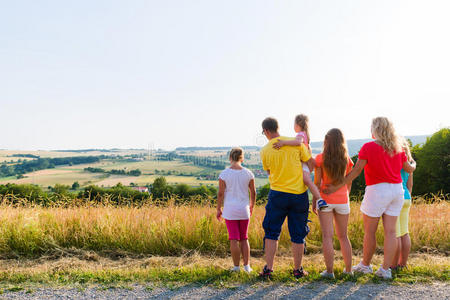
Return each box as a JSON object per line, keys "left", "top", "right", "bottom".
{"left": 151, "top": 176, "right": 171, "bottom": 199}
{"left": 349, "top": 155, "right": 366, "bottom": 197}
{"left": 257, "top": 183, "right": 270, "bottom": 203}
{"left": 52, "top": 184, "right": 70, "bottom": 195}
{"left": 71, "top": 181, "right": 80, "bottom": 190}
{"left": 411, "top": 128, "right": 450, "bottom": 195}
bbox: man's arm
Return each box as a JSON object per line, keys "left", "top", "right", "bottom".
{"left": 313, "top": 166, "right": 322, "bottom": 215}
{"left": 306, "top": 157, "right": 315, "bottom": 171}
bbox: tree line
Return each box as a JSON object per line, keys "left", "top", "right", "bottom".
{"left": 0, "top": 177, "right": 217, "bottom": 206}
{"left": 0, "top": 156, "right": 107, "bottom": 178}
{"left": 84, "top": 167, "right": 142, "bottom": 176}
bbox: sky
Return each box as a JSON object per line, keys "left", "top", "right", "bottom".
{"left": 1, "top": 0, "right": 449, "bottom": 150}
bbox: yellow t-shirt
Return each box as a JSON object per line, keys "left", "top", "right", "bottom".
{"left": 260, "top": 136, "right": 311, "bottom": 194}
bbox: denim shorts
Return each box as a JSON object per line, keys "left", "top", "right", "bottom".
{"left": 262, "top": 189, "right": 310, "bottom": 244}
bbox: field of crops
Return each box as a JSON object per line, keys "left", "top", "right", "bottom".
{"left": 0, "top": 159, "right": 226, "bottom": 187}
{"left": 0, "top": 197, "right": 447, "bottom": 258}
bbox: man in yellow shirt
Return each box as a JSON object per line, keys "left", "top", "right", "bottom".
{"left": 259, "top": 117, "right": 315, "bottom": 279}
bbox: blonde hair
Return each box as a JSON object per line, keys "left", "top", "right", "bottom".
{"left": 400, "top": 136, "right": 413, "bottom": 162}
{"left": 371, "top": 117, "right": 402, "bottom": 155}
{"left": 229, "top": 147, "right": 244, "bottom": 162}
{"left": 295, "top": 114, "right": 310, "bottom": 143}
{"left": 323, "top": 128, "right": 349, "bottom": 184}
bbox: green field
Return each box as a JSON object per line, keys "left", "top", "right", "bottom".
{"left": 0, "top": 150, "right": 268, "bottom": 188}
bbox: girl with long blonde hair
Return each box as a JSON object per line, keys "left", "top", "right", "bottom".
{"left": 314, "top": 128, "right": 354, "bottom": 278}
{"left": 324, "top": 117, "right": 416, "bottom": 279}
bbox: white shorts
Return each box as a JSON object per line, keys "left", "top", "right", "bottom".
{"left": 361, "top": 183, "right": 404, "bottom": 217}
{"left": 320, "top": 202, "right": 350, "bottom": 215}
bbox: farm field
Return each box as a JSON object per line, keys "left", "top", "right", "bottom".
{"left": 0, "top": 149, "right": 268, "bottom": 188}
{"left": 0, "top": 161, "right": 218, "bottom": 187}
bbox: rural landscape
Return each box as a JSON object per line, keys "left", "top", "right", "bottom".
{"left": 0, "top": 128, "right": 448, "bottom": 297}
{"left": 2, "top": 1, "right": 450, "bottom": 298}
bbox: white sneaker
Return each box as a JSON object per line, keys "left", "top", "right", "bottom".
{"left": 243, "top": 265, "right": 253, "bottom": 273}
{"left": 375, "top": 266, "right": 392, "bottom": 279}
{"left": 230, "top": 266, "right": 240, "bottom": 272}
{"left": 343, "top": 270, "right": 354, "bottom": 276}
{"left": 352, "top": 261, "right": 373, "bottom": 274}
{"left": 320, "top": 270, "right": 335, "bottom": 279}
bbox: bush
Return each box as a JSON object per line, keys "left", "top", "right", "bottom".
{"left": 412, "top": 128, "right": 450, "bottom": 195}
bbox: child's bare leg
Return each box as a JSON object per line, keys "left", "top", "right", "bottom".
{"left": 230, "top": 240, "right": 240, "bottom": 266}
{"left": 303, "top": 170, "right": 321, "bottom": 200}
{"left": 240, "top": 239, "right": 250, "bottom": 266}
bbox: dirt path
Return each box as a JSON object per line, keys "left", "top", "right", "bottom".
{"left": 1, "top": 282, "right": 448, "bottom": 299}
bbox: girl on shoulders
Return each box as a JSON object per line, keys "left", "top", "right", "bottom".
{"left": 216, "top": 147, "right": 256, "bottom": 273}
{"left": 273, "top": 114, "right": 327, "bottom": 210}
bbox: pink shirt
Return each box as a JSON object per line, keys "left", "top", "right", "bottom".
{"left": 358, "top": 141, "right": 407, "bottom": 186}
{"left": 296, "top": 131, "right": 308, "bottom": 146}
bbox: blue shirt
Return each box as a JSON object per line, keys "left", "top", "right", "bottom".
{"left": 401, "top": 169, "right": 411, "bottom": 200}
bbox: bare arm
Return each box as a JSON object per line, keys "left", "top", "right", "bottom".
{"left": 216, "top": 179, "right": 226, "bottom": 220}
{"left": 323, "top": 159, "right": 366, "bottom": 194}
{"left": 403, "top": 160, "right": 416, "bottom": 173}
{"left": 347, "top": 182, "right": 353, "bottom": 195}
{"left": 273, "top": 136, "right": 303, "bottom": 149}
{"left": 248, "top": 179, "right": 256, "bottom": 216}
{"left": 306, "top": 157, "right": 316, "bottom": 172}
{"left": 407, "top": 173, "right": 413, "bottom": 195}
{"left": 312, "top": 166, "right": 322, "bottom": 215}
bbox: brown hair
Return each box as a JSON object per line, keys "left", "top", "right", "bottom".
{"left": 323, "top": 128, "right": 349, "bottom": 184}
{"left": 229, "top": 147, "right": 244, "bottom": 162}
{"left": 262, "top": 117, "right": 278, "bottom": 133}
{"left": 371, "top": 117, "right": 402, "bottom": 155}
{"left": 295, "top": 114, "right": 310, "bottom": 143}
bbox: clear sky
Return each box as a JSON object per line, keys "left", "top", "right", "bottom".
{"left": 1, "top": 0, "right": 449, "bottom": 150}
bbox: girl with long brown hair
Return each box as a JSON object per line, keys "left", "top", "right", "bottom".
{"left": 314, "top": 128, "right": 354, "bottom": 277}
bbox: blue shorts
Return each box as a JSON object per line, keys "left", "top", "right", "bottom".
{"left": 262, "top": 189, "right": 310, "bottom": 244}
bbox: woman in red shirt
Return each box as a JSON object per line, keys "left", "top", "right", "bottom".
{"left": 324, "top": 117, "right": 416, "bottom": 279}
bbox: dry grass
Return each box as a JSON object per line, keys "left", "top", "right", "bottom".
{"left": 0, "top": 199, "right": 448, "bottom": 286}
{"left": 0, "top": 199, "right": 448, "bottom": 258}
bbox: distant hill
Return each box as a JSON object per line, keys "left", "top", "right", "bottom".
{"left": 175, "top": 135, "right": 430, "bottom": 157}
{"left": 175, "top": 146, "right": 260, "bottom": 151}
{"left": 311, "top": 135, "right": 429, "bottom": 156}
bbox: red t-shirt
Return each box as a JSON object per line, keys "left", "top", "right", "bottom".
{"left": 315, "top": 153, "right": 354, "bottom": 204}
{"left": 358, "top": 141, "right": 407, "bottom": 186}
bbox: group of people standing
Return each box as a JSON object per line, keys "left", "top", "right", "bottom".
{"left": 216, "top": 115, "right": 416, "bottom": 280}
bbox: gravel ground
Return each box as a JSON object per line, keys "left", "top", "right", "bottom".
{"left": 1, "top": 282, "right": 448, "bottom": 299}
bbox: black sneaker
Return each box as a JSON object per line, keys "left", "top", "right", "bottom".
{"left": 293, "top": 267, "right": 308, "bottom": 279}
{"left": 259, "top": 265, "right": 273, "bottom": 280}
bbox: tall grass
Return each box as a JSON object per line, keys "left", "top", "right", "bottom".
{"left": 0, "top": 197, "right": 448, "bottom": 257}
